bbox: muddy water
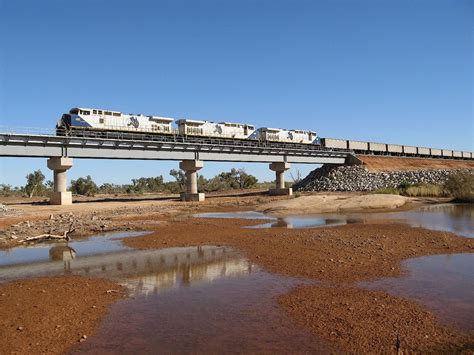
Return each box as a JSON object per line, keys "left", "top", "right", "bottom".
{"left": 0, "top": 231, "right": 145, "bottom": 267}
{"left": 0, "top": 236, "right": 333, "bottom": 352}
{"left": 198, "top": 204, "right": 474, "bottom": 331}
{"left": 197, "top": 203, "right": 474, "bottom": 237}
{"left": 71, "top": 264, "right": 331, "bottom": 354}
{"left": 360, "top": 253, "right": 474, "bottom": 332}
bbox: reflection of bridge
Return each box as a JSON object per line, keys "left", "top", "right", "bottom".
{"left": 0, "top": 246, "right": 253, "bottom": 296}
{"left": 1, "top": 131, "right": 472, "bottom": 204}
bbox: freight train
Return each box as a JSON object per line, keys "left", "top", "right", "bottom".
{"left": 56, "top": 107, "right": 472, "bottom": 159}
{"left": 57, "top": 107, "right": 318, "bottom": 145}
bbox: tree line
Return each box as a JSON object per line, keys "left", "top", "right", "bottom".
{"left": 0, "top": 168, "right": 262, "bottom": 197}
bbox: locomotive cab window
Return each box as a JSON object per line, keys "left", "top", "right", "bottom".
{"left": 93, "top": 110, "right": 97, "bottom": 114}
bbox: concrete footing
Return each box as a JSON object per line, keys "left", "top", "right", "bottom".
{"left": 47, "top": 157, "right": 73, "bottom": 205}
{"left": 179, "top": 160, "right": 205, "bottom": 202}
{"left": 180, "top": 192, "right": 205, "bottom": 202}
{"left": 50, "top": 191, "right": 73, "bottom": 205}
{"left": 269, "top": 187, "right": 293, "bottom": 196}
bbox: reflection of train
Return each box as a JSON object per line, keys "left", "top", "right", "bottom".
{"left": 56, "top": 107, "right": 472, "bottom": 158}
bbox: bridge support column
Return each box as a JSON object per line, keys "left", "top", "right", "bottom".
{"left": 269, "top": 162, "right": 293, "bottom": 196}
{"left": 179, "top": 160, "right": 205, "bottom": 202}
{"left": 47, "top": 157, "right": 73, "bottom": 205}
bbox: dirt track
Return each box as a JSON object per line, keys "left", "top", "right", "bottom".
{"left": 358, "top": 155, "right": 474, "bottom": 171}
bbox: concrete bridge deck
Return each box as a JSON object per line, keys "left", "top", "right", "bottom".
{"left": 0, "top": 131, "right": 472, "bottom": 205}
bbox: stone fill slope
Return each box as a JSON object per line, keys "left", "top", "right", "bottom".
{"left": 294, "top": 164, "right": 472, "bottom": 192}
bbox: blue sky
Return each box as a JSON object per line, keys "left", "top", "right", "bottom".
{"left": 1, "top": 0, "right": 473, "bottom": 186}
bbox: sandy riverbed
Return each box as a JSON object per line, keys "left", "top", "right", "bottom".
{"left": 0, "top": 276, "right": 126, "bottom": 355}
{"left": 0, "top": 194, "right": 472, "bottom": 353}
{"left": 257, "top": 193, "right": 410, "bottom": 216}
{"left": 122, "top": 217, "right": 474, "bottom": 353}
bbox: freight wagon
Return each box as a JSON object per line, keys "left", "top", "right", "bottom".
{"left": 387, "top": 144, "right": 403, "bottom": 154}
{"left": 368, "top": 142, "right": 386, "bottom": 152}
{"left": 348, "top": 140, "right": 369, "bottom": 151}
{"left": 403, "top": 146, "right": 417, "bottom": 155}
{"left": 319, "top": 138, "right": 348, "bottom": 149}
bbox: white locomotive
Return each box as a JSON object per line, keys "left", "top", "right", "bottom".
{"left": 176, "top": 119, "right": 255, "bottom": 139}
{"left": 57, "top": 107, "right": 319, "bottom": 145}
{"left": 255, "top": 127, "right": 318, "bottom": 144}
{"left": 59, "top": 107, "right": 174, "bottom": 134}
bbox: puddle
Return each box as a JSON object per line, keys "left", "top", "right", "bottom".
{"left": 197, "top": 204, "right": 474, "bottom": 237}
{"left": 0, "top": 231, "right": 145, "bottom": 267}
{"left": 72, "top": 260, "right": 330, "bottom": 354}
{"left": 360, "top": 253, "right": 474, "bottom": 332}
{"left": 377, "top": 204, "right": 474, "bottom": 238}
{"left": 196, "top": 211, "right": 274, "bottom": 220}
{"left": 0, "top": 235, "right": 333, "bottom": 352}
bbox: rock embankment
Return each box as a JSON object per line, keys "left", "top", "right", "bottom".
{"left": 294, "top": 165, "right": 472, "bottom": 192}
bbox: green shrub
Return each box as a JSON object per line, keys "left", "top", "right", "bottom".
{"left": 70, "top": 176, "right": 98, "bottom": 196}
{"left": 444, "top": 171, "right": 474, "bottom": 202}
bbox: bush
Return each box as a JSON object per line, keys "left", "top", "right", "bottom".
{"left": 70, "top": 176, "right": 98, "bottom": 196}
{"left": 444, "top": 171, "right": 474, "bottom": 202}
{"left": 0, "top": 184, "right": 22, "bottom": 197}
{"left": 24, "top": 170, "right": 49, "bottom": 197}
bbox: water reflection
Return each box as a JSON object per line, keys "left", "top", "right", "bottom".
{"left": 0, "top": 231, "right": 145, "bottom": 267}
{"left": 48, "top": 245, "right": 76, "bottom": 261}
{"left": 0, "top": 245, "right": 253, "bottom": 296}
{"left": 251, "top": 216, "right": 362, "bottom": 229}
{"left": 360, "top": 253, "right": 474, "bottom": 331}
{"left": 197, "top": 204, "right": 474, "bottom": 237}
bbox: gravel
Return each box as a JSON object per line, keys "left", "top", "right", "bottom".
{"left": 294, "top": 164, "right": 473, "bottom": 192}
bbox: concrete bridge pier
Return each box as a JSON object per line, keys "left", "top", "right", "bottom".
{"left": 269, "top": 162, "right": 293, "bottom": 196}
{"left": 47, "top": 157, "right": 73, "bottom": 205}
{"left": 180, "top": 160, "right": 205, "bottom": 202}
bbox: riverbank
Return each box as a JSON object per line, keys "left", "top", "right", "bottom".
{"left": 121, "top": 216, "right": 474, "bottom": 353}
{"left": 0, "top": 276, "right": 126, "bottom": 355}
{"left": 0, "top": 195, "right": 473, "bottom": 353}
{"left": 0, "top": 192, "right": 440, "bottom": 248}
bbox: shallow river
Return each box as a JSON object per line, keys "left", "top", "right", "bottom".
{"left": 0, "top": 203, "right": 472, "bottom": 351}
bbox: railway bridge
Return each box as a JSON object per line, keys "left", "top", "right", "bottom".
{"left": 0, "top": 130, "right": 472, "bottom": 205}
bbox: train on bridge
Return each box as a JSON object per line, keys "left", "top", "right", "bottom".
{"left": 57, "top": 107, "right": 318, "bottom": 145}
{"left": 57, "top": 107, "right": 472, "bottom": 159}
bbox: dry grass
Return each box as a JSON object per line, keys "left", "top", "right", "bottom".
{"left": 374, "top": 183, "right": 446, "bottom": 197}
